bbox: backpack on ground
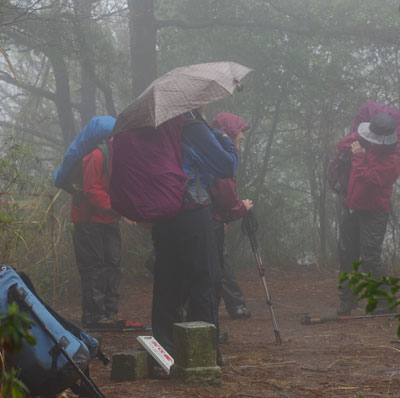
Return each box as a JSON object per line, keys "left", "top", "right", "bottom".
{"left": 54, "top": 116, "right": 115, "bottom": 194}
{"left": 0, "top": 265, "right": 105, "bottom": 398}
{"left": 110, "top": 115, "right": 188, "bottom": 222}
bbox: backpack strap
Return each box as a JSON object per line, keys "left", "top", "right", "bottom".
{"left": 97, "top": 142, "right": 111, "bottom": 177}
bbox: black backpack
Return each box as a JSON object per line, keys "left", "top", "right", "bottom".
{"left": 327, "top": 150, "right": 352, "bottom": 196}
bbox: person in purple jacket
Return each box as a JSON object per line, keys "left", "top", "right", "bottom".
{"left": 151, "top": 108, "right": 238, "bottom": 369}
{"left": 210, "top": 113, "right": 253, "bottom": 322}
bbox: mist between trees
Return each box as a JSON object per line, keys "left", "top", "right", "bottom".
{"left": 1, "top": 0, "right": 400, "bottom": 303}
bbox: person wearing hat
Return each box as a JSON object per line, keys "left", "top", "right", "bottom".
{"left": 336, "top": 113, "right": 400, "bottom": 315}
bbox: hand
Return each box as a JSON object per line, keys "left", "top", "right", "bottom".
{"left": 351, "top": 141, "right": 365, "bottom": 154}
{"left": 243, "top": 199, "right": 253, "bottom": 211}
{"left": 122, "top": 217, "right": 136, "bottom": 226}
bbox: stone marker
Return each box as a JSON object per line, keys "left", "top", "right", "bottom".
{"left": 170, "top": 321, "right": 221, "bottom": 386}
{"left": 111, "top": 349, "right": 150, "bottom": 381}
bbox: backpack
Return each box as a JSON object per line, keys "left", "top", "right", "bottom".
{"left": 327, "top": 150, "right": 352, "bottom": 196}
{"left": 54, "top": 116, "right": 115, "bottom": 194}
{"left": 0, "top": 265, "right": 104, "bottom": 397}
{"left": 110, "top": 115, "right": 188, "bottom": 222}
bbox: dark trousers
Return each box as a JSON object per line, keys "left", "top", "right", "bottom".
{"left": 73, "top": 222, "right": 121, "bottom": 325}
{"left": 338, "top": 206, "right": 388, "bottom": 303}
{"left": 152, "top": 206, "right": 220, "bottom": 356}
{"left": 212, "top": 219, "right": 246, "bottom": 314}
{"left": 221, "top": 247, "right": 246, "bottom": 312}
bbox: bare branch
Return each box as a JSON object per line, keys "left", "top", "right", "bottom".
{"left": 0, "top": 71, "right": 82, "bottom": 112}
{"left": 156, "top": 17, "right": 399, "bottom": 46}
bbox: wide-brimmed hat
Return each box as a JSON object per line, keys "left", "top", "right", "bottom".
{"left": 358, "top": 113, "right": 397, "bottom": 145}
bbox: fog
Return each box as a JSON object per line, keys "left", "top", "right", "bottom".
{"left": 1, "top": 0, "right": 400, "bottom": 303}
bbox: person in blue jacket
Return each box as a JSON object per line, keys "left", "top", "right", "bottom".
{"left": 151, "top": 108, "right": 237, "bottom": 372}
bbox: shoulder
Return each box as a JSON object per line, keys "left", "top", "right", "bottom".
{"left": 183, "top": 119, "right": 210, "bottom": 135}
{"left": 82, "top": 147, "right": 105, "bottom": 165}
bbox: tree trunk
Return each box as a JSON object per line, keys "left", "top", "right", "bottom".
{"left": 75, "top": 0, "right": 98, "bottom": 126}
{"left": 128, "top": 0, "right": 157, "bottom": 98}
{"left": 252, "top": 93, "right": 284, "bottom": 208}
{"left": 46, "top": 43, "right": 76, "bottom": 148}
{"left": 80, "top": 61, "right": 97, "bottom": 126}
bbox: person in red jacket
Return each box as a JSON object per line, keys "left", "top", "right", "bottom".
{"left": 337, "top": 113, "right": 400, "bottom": 315}
{"left": 71, "top": 138, "right": 122, "bottom": 328}
{"left": 210, "top": 113, "right": 253, "bottom": 321}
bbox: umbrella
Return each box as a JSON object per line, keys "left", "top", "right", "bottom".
{"left": 113, "top": 61, "right": 252, "bottom": 134}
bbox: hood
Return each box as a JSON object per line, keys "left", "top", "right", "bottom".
{"left": 211, "top": 112, "right": 250, "bottom": 141}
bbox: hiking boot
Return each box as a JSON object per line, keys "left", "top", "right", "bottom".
{"left": 219, "top": 331, "right": 229, "bottom": 344}
{"left": 229, "top": 305, "right": 251, "bottom": 320}
{"left": 105, "top": 313, "right": 125, "bottom": 323}
{"left": 82, "top": 317, "right": 106, "bottom": 329}
{"left": 336, "top": 300, "right": 357, "bottom": 316}
{"left": 84, "top": 316, "right": 120, "bottom": 329}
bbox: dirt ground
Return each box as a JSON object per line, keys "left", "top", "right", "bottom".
{"left": 62, "top": 266, "right": 400, "bottom": 398}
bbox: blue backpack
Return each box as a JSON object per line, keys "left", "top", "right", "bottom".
{"left": 54, "top": 116, "right": 116, "bottom": 194}
{"left": 0, "top": 265, "right": 105, "bottom": 397}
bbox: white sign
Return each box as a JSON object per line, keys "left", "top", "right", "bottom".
{"left": 137, "top": 336, "right": 174, "bottom": 373}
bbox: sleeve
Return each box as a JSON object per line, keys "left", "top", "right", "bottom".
{"left": 351, "top": 152, "right": 400, "bottom": 187}
{"left": 183, "top": 124, "right": 238, "bottom": 178}
{"left": 210, "top": 178, "right": 247, "bottom": 221}
{"left": 82, "top": 149, "right": 114, "bottom": 212}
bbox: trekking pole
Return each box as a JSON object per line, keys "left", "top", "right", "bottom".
{"left": 301, "top": 313, "right": 397, "bottom": 325}
{"left": 11, "top": 285, "right": 105, "bottom": 398}
{"left": 241, "top": 211, "right": 282, "bottom": 344}
{"left": 87, "top": 327, "right": 152, "bottom": 333}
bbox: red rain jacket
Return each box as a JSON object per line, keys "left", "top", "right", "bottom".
{"left": 209, "top": 176, "right": 247, "bottom": 222}
{"left": 70, "top": 140, "right": 120, "bottom": 223}
{"left": 337, "top": 133, "right": 400, "bottom": 213}
{"left": 209, "top": 113, "right": 250, "bottom": 223}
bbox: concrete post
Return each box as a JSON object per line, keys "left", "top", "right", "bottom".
{"left": 111, "top": 349, "right": 150, "bottom": 381}
{"left": 170, "top": 321, "right": 221, "bottom": 386}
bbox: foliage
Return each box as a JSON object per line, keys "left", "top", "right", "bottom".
{"left": 0, "top": 302, "right": 36, "bottom": 398}
{"left": 1, "top": 0, "right": 400, "bottom": 284}
{"left": 0, "top": 135, "right": 40, "bottom": 264}
{"left": 339, "top": 262, "right": 400, "bottom": 335}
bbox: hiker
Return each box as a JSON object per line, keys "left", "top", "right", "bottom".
{"left": 151, "top": 108, "right": 238, "bottom": 364}
{"left": 336, "top": 113, "right": 400, "bottom": 315}
{"left": 71, "top": 137, "right": 123, "bottom": 328}
{"left": 210, "top": 112, "right": 253, "bottom": 320}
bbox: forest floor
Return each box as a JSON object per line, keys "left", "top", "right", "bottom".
{"left": 61, "top": 266, "right": 400, "bottom": 398}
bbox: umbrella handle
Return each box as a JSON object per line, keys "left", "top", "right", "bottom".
{"left": 234, "top": 78, "right": 243, "bottom": 92}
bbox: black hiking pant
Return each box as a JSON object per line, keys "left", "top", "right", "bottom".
{"left": 338, "top": 206, "right": 388, "bottom": 304}
{"left": 152, "top": 206, "right": 221, "bottom": 356}
{"left": 73, "top": 222, "right": 121, "bottom": 325}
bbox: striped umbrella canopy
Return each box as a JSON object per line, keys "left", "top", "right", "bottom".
{"left": 113, "top": 62, "right": 252, "bottom": 134}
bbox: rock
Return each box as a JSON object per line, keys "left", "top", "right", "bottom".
{"left": 110, "top": 349, "right": 150, "bottom": 381}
